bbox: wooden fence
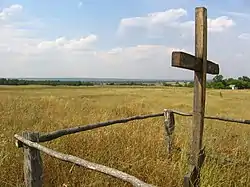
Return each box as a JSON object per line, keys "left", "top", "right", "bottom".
{"left": 14, "top": 109, "right": 250, "bottom": 187}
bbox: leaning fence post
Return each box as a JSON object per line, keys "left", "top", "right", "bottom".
{"left": 22, "top": 132, "right": 43, "bottom": 187}
{"left": 164, "top": 109, "right": 175, "bottom": 154}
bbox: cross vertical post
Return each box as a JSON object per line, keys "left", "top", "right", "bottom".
{"left": 171, "top": 6, "right": 220, "bottom": 187}
{"left": 190, "top": 7, "right": 207, "bottom": 186}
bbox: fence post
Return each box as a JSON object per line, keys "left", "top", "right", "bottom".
{"left": 22, "top": 132, "right": 43, "bottom": 187}
{"left": 164, "top": 109, "right": 175, "bottom": 154}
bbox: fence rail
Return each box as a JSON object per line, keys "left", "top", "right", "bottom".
{"left": 38, "top": 113, "right": 163, "bottom": 143}
{"left": 37, "top": 110, "right": 250, "bottom": 143}
{"left": 15, "top": 109, "right": 250, "bottom": 187}
{"left": 15, "top": 134, "right": 155, "bottom": 187}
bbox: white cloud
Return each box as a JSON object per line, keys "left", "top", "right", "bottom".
{"left": 238, "top": 33, "right": 250, "bottom": 40}
{"left": 37, "top": 35, "right": 98, "bottom": 51}
{"left": 0, "top": 4, "right": 97, "bottom": 55}
{"left": 0, "top": 4, "right": 23, "bottom": 20}
{"left": 92, "top": 45, "right": 193, "bottom": 79}
{"left": 107, "top": 47, "right": 123, "bottom": 54}
{"left": 0, "top": 4, "right": 45, "bottom": 55}
{"left": 105, "top": 45, "right": 184, "bottom": 58}
{"left": 118, "top": 8, "right": 235, "bottom": 38}
{"left": 118, "top": 8, "right": 189, "bottom": 35}
{"left": 208, "top": 16, "right": 235, "bottom": 32}
{"left": 1, "top": 43, "right": 191, "bottom": 79}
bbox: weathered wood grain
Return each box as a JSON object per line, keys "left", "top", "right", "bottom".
{"left": 189, "top": 7, "right": 208, "bottom": 186}
{"left": 190, "top": 6, "right": 207, "bottom": 169}
{"left": 164, "top": 109, "right": 175, "bottom": 154}
{"left": 172, "top": 51, "right": 219, "bottom": 75}
{"left": 15, "top": 134, "right": 155, "bottom": 187}
{"left": 22, "top": 132, "right": 43, "bottom": 187}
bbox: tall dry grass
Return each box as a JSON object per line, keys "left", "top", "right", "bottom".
{"left": 0, "top": 86, "right": 249, "bottom": 187}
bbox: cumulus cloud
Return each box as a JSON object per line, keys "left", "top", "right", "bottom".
{"left": 0, "top": 4, "right": 98, "bottom": 55}
{"left": 238, "top": 33, "right": 250, "bottom": 40}
{"left": 0, "top": 4, "right": 45, "bottom": 54}
{"left": 107, "top": 47, "right": 123, "bottom": 54}
{"left": 96, "top": 45, "right": 193, "bottom": 79}
{"left": 207, "top": 16, "right": 235, "bottom": 32}
{"left": 1, "top": 42, "right": 192, "bottom": 79}
{"left": 37, "top": 35, "right": 98, "bottom": 51}
{"left": 104, "top": 45, "right": 185, "bottom": 60}
{"left": 0, "top": 4, "right": 23, "bottom": 20}
{"left": 118, "top": 8, "right": 234, "bottom": 38}
{"left": 117, "top": 8, "right": 190, "bottom": 35}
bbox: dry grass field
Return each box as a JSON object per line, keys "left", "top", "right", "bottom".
{"left": 0, "top": 86, "right": 249, "bottom": 187}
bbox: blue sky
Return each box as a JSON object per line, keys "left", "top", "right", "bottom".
{"left": 1, "top": 0, "right": 250, "bottom": 79}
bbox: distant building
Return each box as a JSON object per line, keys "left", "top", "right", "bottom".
{"left": 229, "top": 85, "right": 237, "bottom": 90}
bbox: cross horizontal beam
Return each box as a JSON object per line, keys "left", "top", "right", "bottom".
{"left": 172, "top": 51, "right": 219, "bottom": 75}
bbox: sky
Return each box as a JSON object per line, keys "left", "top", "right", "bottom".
{"left": 0, "top": 0, "right": 250, "bottom": 79}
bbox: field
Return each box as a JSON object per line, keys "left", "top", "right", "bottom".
{"left": 0, "top": 86, "right": 249, "bottom": 187}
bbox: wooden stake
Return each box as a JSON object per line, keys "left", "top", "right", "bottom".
{"left": 190, "top": 7, "right": 207, "bottom": 186}
{"left": 164, "top": 109, "right": 175, "bottom": 154}
{"left": 22, "top": 132, "right": 43, "bottom": 187}
{"left": 191, "top": 5, "right": 207, "bottom": 168}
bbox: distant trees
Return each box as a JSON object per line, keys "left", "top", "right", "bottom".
{"left": 0, "top": 78, "right": 95, "bottom": 86}
{"left": 107, "top": 82, "right": 150, "bottom": 86}
{"left": 162, "top": 75, "right": 250, "bottom": 89}
{"left": 162, "top": 82, "right": 171, "bottom": 86}
{"left": 0, "top": 79, "right": 150, "bottom": 86}
{"left": 1, "top": 75, "right": 250, "bottom": 89}
{"left": 206, "top": 75, "right": 250, "bottom": 89}
{"left": 212, "top": 75, "right": 224, "bottom": 83}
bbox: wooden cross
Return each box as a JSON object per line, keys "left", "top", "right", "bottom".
{"left": 171, "top": 7, "right": 220, "bottom": 186}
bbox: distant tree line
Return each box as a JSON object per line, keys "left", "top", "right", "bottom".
{"left": 0, "top": 78, "right": 95, "bottom": 86}
{"left": 106, "top": 82, "right": 155, "bottom": 86}
{"left": 207, "top": 75, "right": 250, "bottom": 89}
{"left": 1, "top": 75, "right": 250, "bottom": 89}
{"left": 164, "top": 75, "right": 250, "bottom": 89}
{"left": 0, "top": 78, "right": 154, "bottom": 86}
